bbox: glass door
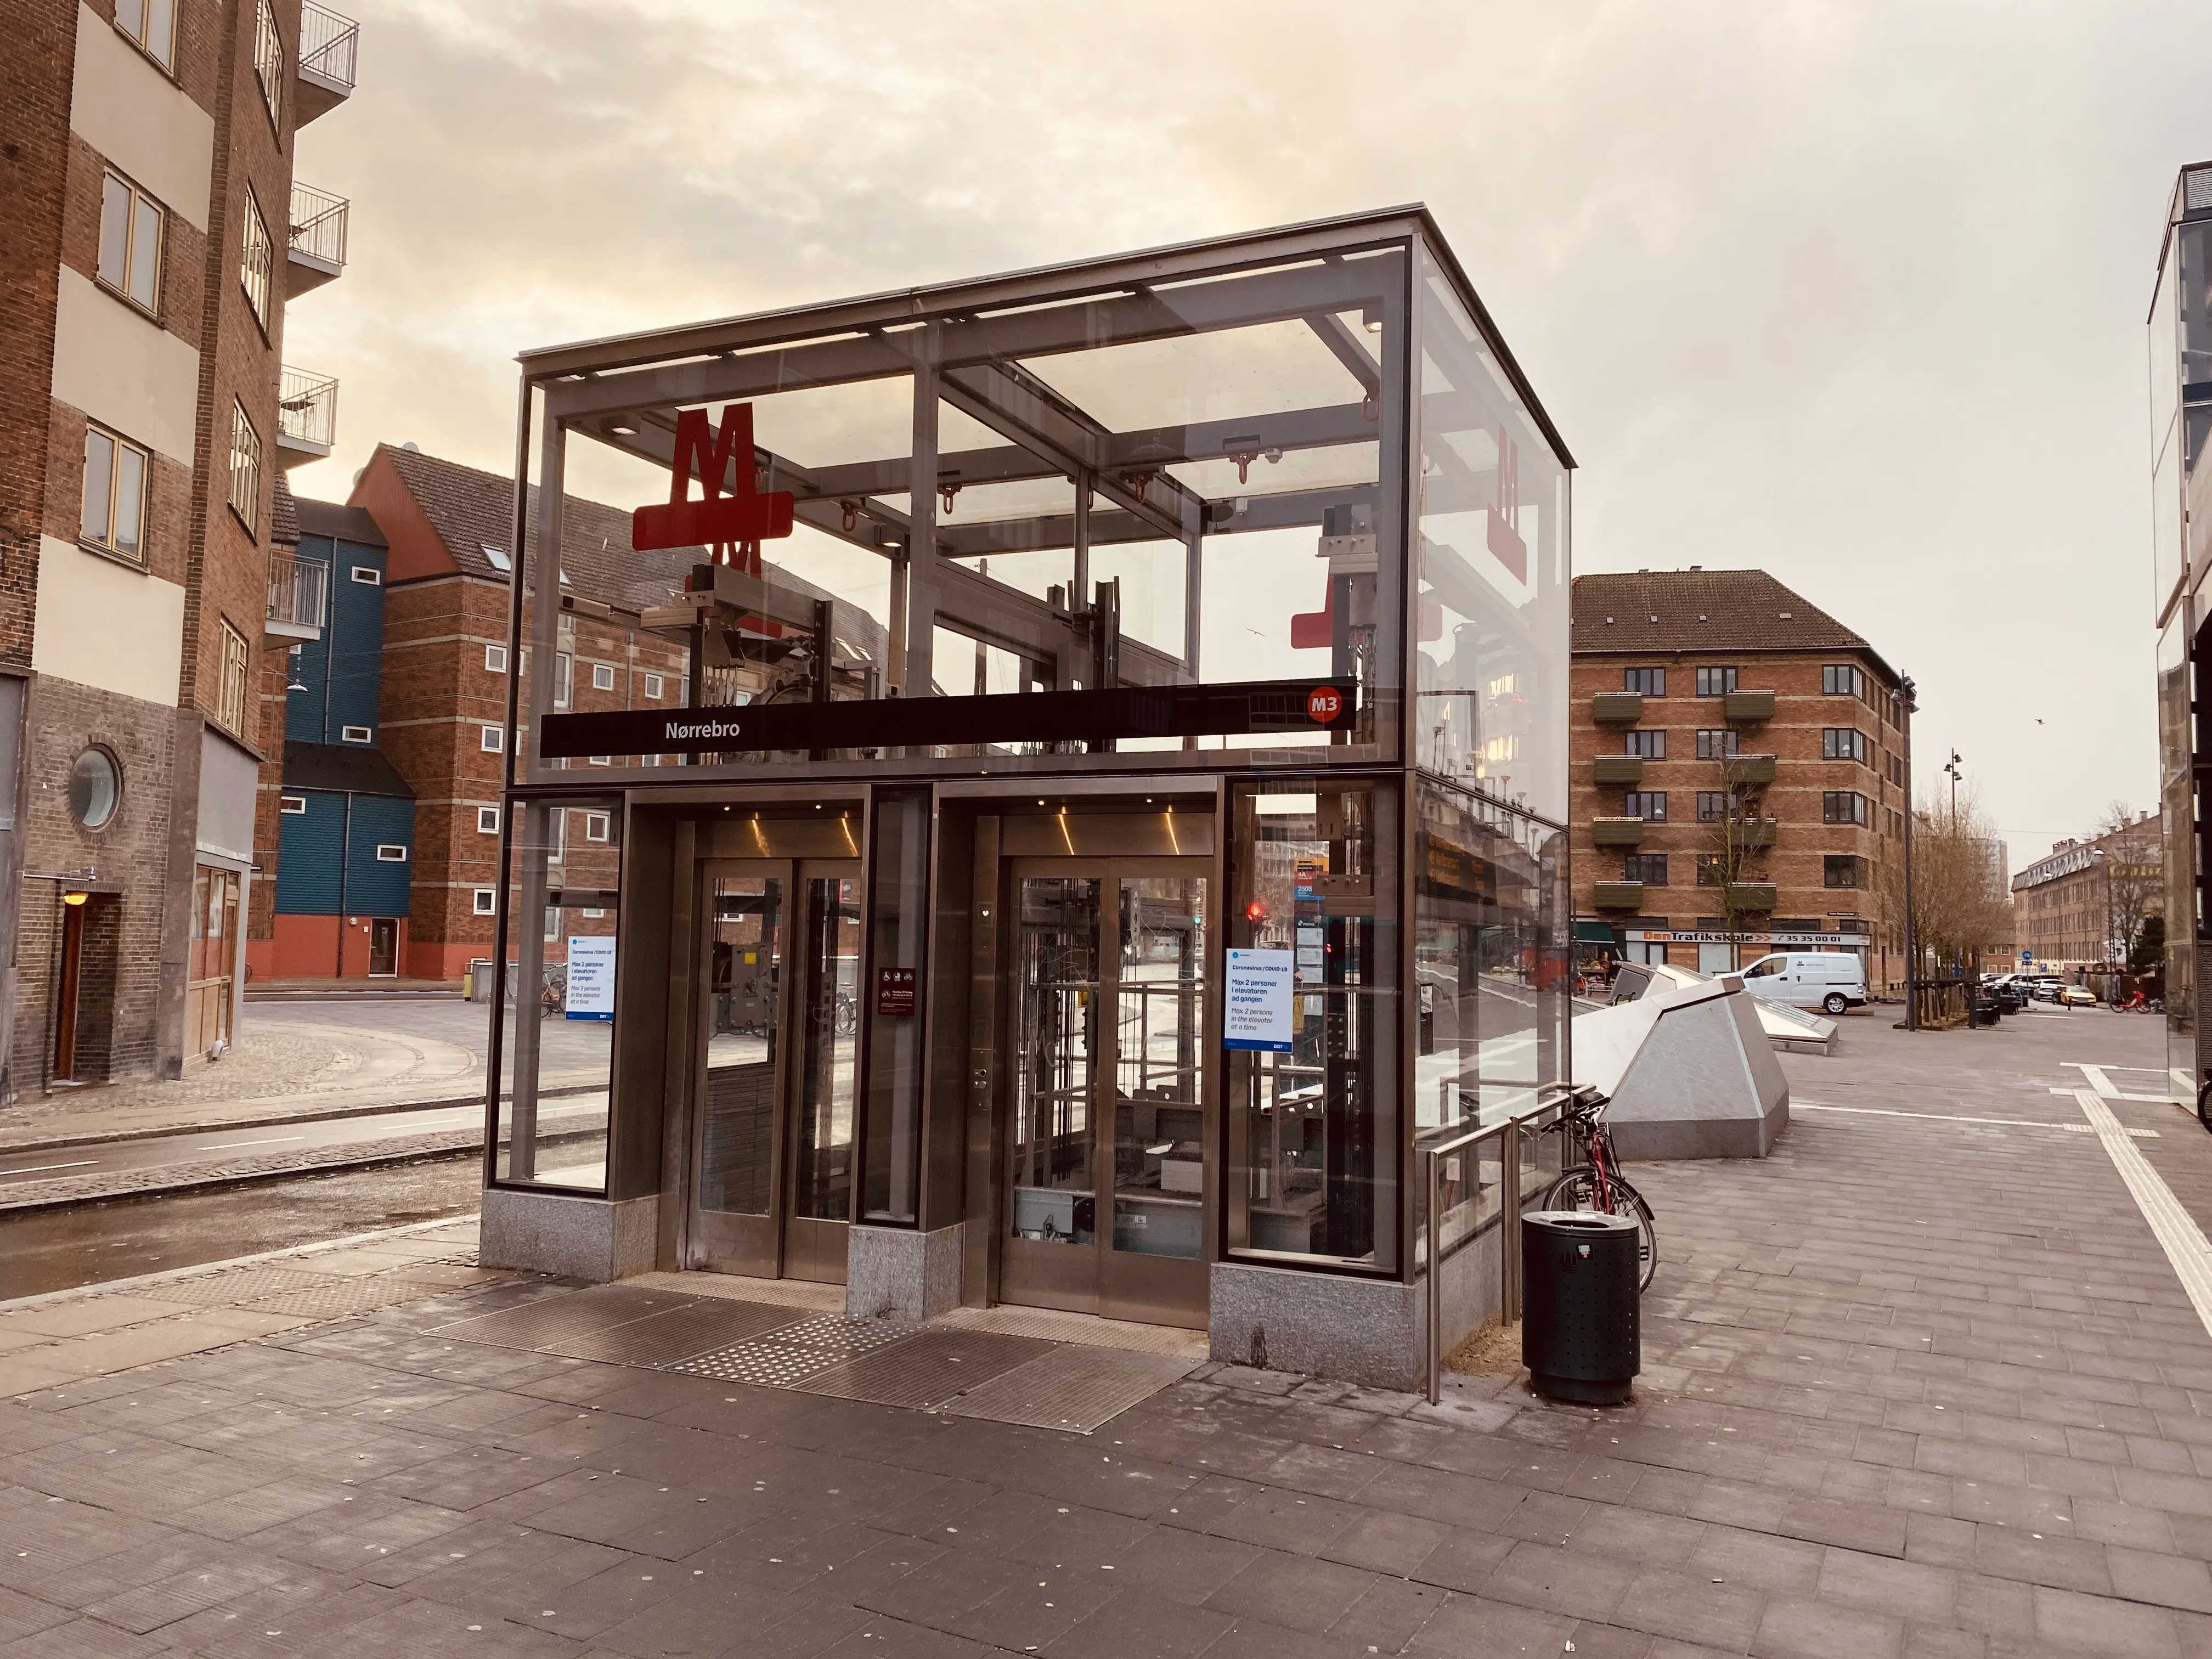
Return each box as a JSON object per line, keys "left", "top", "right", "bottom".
{"left": 686, "top": 859, "right": 863, "bottom": 1280}
{"left": 1001, "top": 859, "right": 1212, "bottom": 1327}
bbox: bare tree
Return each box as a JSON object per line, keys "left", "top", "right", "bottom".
{"left": 1697, "top": 778, "right": 1771, "bottom": 969}
{"left": 2095, "top": 801, "right": 2162, "bottom": 969}
{"left": 1883, "top": 783, "right": 2011, "bottom": 992}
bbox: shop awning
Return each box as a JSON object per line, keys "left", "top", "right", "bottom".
{"left": 1574, "top": 920, "right": 1621, "bottom": 945}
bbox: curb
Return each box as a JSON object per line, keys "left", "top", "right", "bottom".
{"left": 0, "top": 1082, "right": 602, "bottom": 1158}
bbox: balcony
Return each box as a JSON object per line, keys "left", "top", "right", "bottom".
{"left": 287, "top": 182, "right": 348, "bottom": 295}
{"left": 1592, "top": 754, "right": 1644, "bottom": 786}
{"left": 1716, "top": 816, "right": 1777, "bottom": 848}
{"left": 1591, "top": 692, "right": 1644, "bottom": 725}
{"left": 275, "top": 367, "right": 337, "bottom": 467}
{"left": 297, "top": 2, "right": 359, "bottom": 125}
{"left": 267, "top": 550, "right": 328, "bottom": 641}
{"left": 1590, "top": 817, "right": 1647, "bottom": 848}
{"left": 1592, "top": 881, "right": 1645, "bottom": 912}
{"left": 1723, "top": 689, "right": 1775, "bottom": 725}
{"left": 1723, "top": 882, "right": 1778, "bottom": 913}
{"left": 1721, "top": 753, "right": 1776, "bottom": 787}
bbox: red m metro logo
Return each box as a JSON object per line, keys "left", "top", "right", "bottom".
{"left": 632, "top": 404, "right": 795, "bottom": 561}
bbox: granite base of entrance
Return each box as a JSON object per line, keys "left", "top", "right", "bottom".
{"left": 845, "top": 1221, "right": 964, "bottom": 1321}
{"left": 1209, "top": 1254, "right": 1472, "bottom": 1392}
{"left": 479, "top": 1187, "right": 658, "bottom": 1282}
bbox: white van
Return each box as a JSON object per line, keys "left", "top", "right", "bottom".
{"left": 1739, "top": 951, "right": 1867, "bottom": 1015}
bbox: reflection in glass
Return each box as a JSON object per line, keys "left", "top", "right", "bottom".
{"left": 1113, "top": 877, "right": 1206, "bottom": 1260}
{"left": 1229, "top": 781, "right": 1397, "bottom": 1269}
{"left": 700, "top": 875, "right": 783, "bottom": 1215}
{"left": 862, "top": 790, "right": 929, "bottom": 1222}
{"left": 1010, "top": 878, "right": 1100, "bottom": 1245}
{"left": 794, "top": 877, "right": 861, "bottom": 1220}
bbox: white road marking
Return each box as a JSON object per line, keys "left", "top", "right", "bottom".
{"left": 2072, "top": 1088, "right": 2212, "bottom": 1341}
{"left": 2063, "top": 1062, "right": 2172, "bottom": 1105}
{"left": 197, "top": 1137, "right": 307, "bottom": 1152}
{"left": 0, "top": 1160, "right": 99, "bottom": 1179}
{"left": 1795, "top": 1101, "right": 2154, "bottom": 1137}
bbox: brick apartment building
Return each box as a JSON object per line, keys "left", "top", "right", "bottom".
{"left": 0, "top": 0, "right": 360, "bottom": 1093}
{"left": 247, "top": 443, "right": 697, "bottom": 981}
{"left": 2012, "top": 811, "right": 2164, "bottom": 976}
{"left": 1570, "top": 569, "right": 1912, "bottom": 988}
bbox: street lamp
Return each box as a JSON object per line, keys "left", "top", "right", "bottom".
{"left": 1903, "top": 678, "right": 1920, "bottom": 1031}
{"left": 1944, "top": 751, "right": 1963, "bottom": 823}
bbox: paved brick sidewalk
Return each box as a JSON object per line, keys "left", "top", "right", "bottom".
{"left": 0, "top": 1005, "right": 2203, "bottom": 1656}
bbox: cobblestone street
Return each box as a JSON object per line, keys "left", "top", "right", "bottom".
{"left": 0, "top": 1007, "right": 2202, "bottom": 1658}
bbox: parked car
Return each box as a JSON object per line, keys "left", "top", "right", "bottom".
{"left": 1987, "top": 982, "right": 2026, "bottom": 1014}
{"left": 2029, "top": 979, "right": 2065, "bottom": 1002}
{"left": 1739, "top": 951, "right": 1869, "bottom": 1016}
{"left": 2059, "top": 984, "right": 2098, "bottom": 1008}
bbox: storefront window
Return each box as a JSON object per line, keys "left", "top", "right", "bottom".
{"left": 1226, "top": 776, "right": 1399, "bottom": 1271}
{"left": 491, "top": 794, "right": 619, "bottom": 1189}
{"left": 860, "top": 788, "right": 929, "bottom": 1222}
{"left": 1412, "top": 242, "right": 1570, "bottom": 822}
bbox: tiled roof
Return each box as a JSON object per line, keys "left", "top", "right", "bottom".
{"left": 370, "top": 443, "right": 891, "bottom": 671}
{"left": 270, "top": 474, "right": 301, "bottom": 546}
{"left": 1570, "top": 569, "right": 1892, "bottom": 675}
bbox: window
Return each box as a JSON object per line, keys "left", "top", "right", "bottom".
{"left": 481, "top": 545, "right": 512, "bottom": 572}
{"left": 80, "top": 425, "right": 148, "bottom": 563}
{"left": 544, "top": 907, "right": 560, "bottom": 943}
{"left": 485, "top": 645, "right": 507, "bottom": 673}
{"left": 339, "top": 724, "right": 371, "bottom": 743}
{"left": 252, "top": 0, "right": 283, "bottom": 128}
{"left": 477, "top": 806, "right": 500, "bottom": 834}
{"left": 481, "top": 726, "right": 504, "bottom": 753}
{"left": 644, "top": 672, "right": 663, "bottom": 699}
{"left": 1822, "top": 664, "right": 1867, "bottom": 699}
{"left": 351, "top": 566, "right": 381, "bottom": 585}
{"left": 1696, "top": 667, "right": 1737, "bottom": 697}
{"left": 239, "top": 188, "right": 272, "bottom": 329}
{"left": 1623, "top": 729, "right": 1664, "bottom": 758}
{"left": 1696, "top": 791, "right": 1739, "bottom": 822}
{"left": 554, "top": 652, "right": 572, "bottom": 709}
{"left": 69, "top": 748, "right": 121, "bottom": 830}
{"left": 473, "top": 888, "right": 496, "bottom": 916}
{"left": 582, "top": 907, "right": 607, "bottom": 919}
{"left": 1623, "top": 854, "right": 1668, "bottom": 886}
{"left": 584, "top": 811, "right": 611, "bottom": 842}
{"left": 1623, "top": 667, "right": 1664, "bottom": 695}
{"left": 97, "top": 172, "right": 162, "bottom": 313}
{"left": 1696, "top": 854, "right": 1726, "bottom": 887}
{"left": 1822, "top": 727, "right": 1869, "bottom": 764}
{"left": 228, "top": 402, "right": 260, "bottom": 534}
{"left": 548, "top": 812, "right": 566, "bottom": 863}
{"left": 375, "top": 844, "right": 408, "bottom": 862}
{"left": 1822, "top": 791, "right": 1869, "bottom": 826}
{"left": 591, "top": 663, "right": 616, "bottom": 692}
{"left": 280, "top": 794, "right": 306, "bottom": 815}
{"left": 589, "top": 755, "right": 611, "bottom": 767}
{"left": 217, "top": 622, "right": 249, "bottom": 735}
{"left": 1696, "top": 729, "right": 1738, "bottom": 759}
{"left": 1824, "top": 855, "right": 1865, "bottom": 889}
{"left": 114, "top": 0, "right": 177, "bottom": 68}
{"left": 1622, "top": 791, "right": 1667, "bottom": 821}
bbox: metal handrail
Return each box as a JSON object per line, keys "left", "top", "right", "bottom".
{"left": 289, "top": 182, "right": 349, "bottom": 267}
{"left": 277, "top": 366, "right": 338, "bottom": 448}
{"left": 1421, "top": 1084, "right": 1577, "bottom": 1404}
{"left": 300, "top": 2, "right": 359, "bottom": 87}
{"left": 266, "top": 550, "right": 327, "bottom": 629}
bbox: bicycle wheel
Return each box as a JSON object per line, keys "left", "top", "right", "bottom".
{"left": 1541, "top": 1165, "right": 1658, "bottom": 1293}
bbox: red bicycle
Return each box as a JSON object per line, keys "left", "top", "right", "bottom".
{"left": 1541, "top": 1087, "right": 1658, "bottom": 1291}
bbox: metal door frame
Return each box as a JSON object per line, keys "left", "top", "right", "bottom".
{"left": 996, "top": 853, "right": 1217, "bottom": 1327}
{"left": 782, "top": 860, "right": 865, "bottom": 1283}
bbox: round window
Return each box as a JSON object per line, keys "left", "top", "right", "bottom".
{"left": 69, "top": 748, "right": 120, "bottom": 831}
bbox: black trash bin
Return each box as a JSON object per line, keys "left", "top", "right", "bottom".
{"left": 1522, "top": 1210, "right": 1641, "bottom": 1404}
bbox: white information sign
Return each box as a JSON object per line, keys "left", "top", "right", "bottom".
{"left": 565, "top": 935, "right": 616, "bottom": 1022}
{"left": 1224, "top": 947, "right": 1295, "bottom": 1052}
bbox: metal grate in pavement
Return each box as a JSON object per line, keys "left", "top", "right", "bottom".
{"left": 139, "top": 1268, "right": 360, "bottom": 1306}
{"left": 669, "top": 1313, "right": 917, "bottom": 1389}
{"left": 434, "top": 1286, "right": 698, "bottom": 1351}
{"left": 241, "top": 1277, "right": 457, "bottom": 1319}
{"left": 538, "top": 1299, "right": 809, "bottom": 1367}
{"left": 930, "top": 1303, "right": 1210, "bottom": 1358}
{"left": 797, "top": 1329, "right": 1053, "bottom": 1410}
{"left": 938, "top": 1344, "right": 1201, "bottom": 1434}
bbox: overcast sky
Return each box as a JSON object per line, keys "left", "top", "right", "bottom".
{"left": 284, "top": 0, "right": 2212, "bottom": 877}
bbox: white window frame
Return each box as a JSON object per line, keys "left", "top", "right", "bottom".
{"left": 585, "top": 811, "right": 611, "bottom": 843}
{"left": 339, "top": 724, "right": 371, "bottom": 744}
{"left": 481, "top": 725, "right": 503, "bottom": 753}
{"left": 279, "top": 794, "right": 307, "bottom": 815}
{"left": 351, "top": 566, "right": 381, "bottom": 586}
{"left": 80, "top": 424, "right": 149, "bottom": 564}
{"left": 228, "top": 402, "right": 261, "bottom": 535}
{"left": 239, "top": 187, "right": 272, "bottom": 330}
{"left": 554, "top": 651, "right": 572, "bottom": 709}
{"left": 473, "top": 888, "right": 496, "bottom": 916}
{"left": 253, "top": 0, "right": 283, "bottom": 129}
{"left": 644, "top": 672, "right": 663, "bottom": 699}
{"left": 97, "top": 171, "right": 163, "bottom": 314}
{"left": 374, "top": 844, "right": 408, "bottom": 862}
{"left": 591, "top": 662, "right": 616, "bottom": 692}
{"left": 217, "top": 621, "right": 250, "bottom": 736}
{"left": 547, "top": 811, "right": 566, "bottom": 864}
{"left": 589, "top": 755, "right": 611, "bottom": 767}
{"left": 484, "top": 644, "right": 507, "bottom": 673}
{"left": 114, "top": 0, "right": 178, "bottom": 69}
{"left": 477, "top": 805, "right": 500, "bottom": 834}
{"left": 581, "top": 907, "right": 607, "bottom": 919}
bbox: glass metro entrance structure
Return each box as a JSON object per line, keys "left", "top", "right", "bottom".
{"left": 482, "top": 208, "right": 1574, "bottom": 1385}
